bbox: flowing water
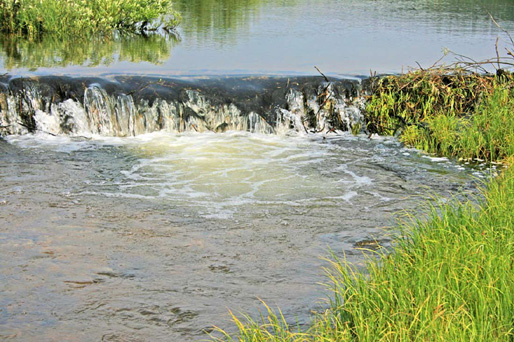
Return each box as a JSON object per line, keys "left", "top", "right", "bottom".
{"left": 0, "top": 131, "right": 484, "bottom": 341}
{"left": 0, "top": 0, "right": 509, "bottom": 340}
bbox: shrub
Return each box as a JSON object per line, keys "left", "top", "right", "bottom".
{"left": 0, "top": 0, "right": 180, "bottom": 38}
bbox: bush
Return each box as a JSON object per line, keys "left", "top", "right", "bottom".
{"left": 366, "top": 70, "right": 514, "bottom": 164}
{"left": 0, "top": 0, "right": 180, "bottom": 37}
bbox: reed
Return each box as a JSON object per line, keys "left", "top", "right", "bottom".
{"left": 0, "top": 0, "right": 180, "bottom": 38}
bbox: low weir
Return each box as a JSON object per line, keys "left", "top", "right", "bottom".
{"left": 0, "top": 75, "right": 365, "bottom": 137}
{"left": 0, "top": 74, "right": 483, "bottom": 341}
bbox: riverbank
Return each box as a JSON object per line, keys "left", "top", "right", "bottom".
{"left": 212, "top": 70, "right": 514, "bottom": 341}
{"left": 0, "top": 70, "right": 510, "bottom": 340}
{"left": 0, "top": 0, "right": 179, "bottom": 37}
{"left": 366, "top": 69, "right": 514, "bottom": 165}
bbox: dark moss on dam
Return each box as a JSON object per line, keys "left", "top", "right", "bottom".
{"left": 0, "top": 75, "right": 364, "bottom": 136}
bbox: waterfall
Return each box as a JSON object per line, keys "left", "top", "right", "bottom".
{"left": 0, "top": 75, "right": 365, "bottom": 137}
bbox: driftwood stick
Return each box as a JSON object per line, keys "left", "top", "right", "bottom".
{"left": 314, "top": 66, "right": 330, "bottom": 82}
{"left": 415, "top": 61, "right": 425, "bottom": 71}
{"left": 496, "top": 36, "right": 502, "bottom": 70}
{"left": 488, "top": 11, "right": 514, "bottom": 47}
{"left": 126, "top": 78, "right": 165, "bottom": 96}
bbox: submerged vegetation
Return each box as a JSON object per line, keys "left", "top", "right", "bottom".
{"left": 0, "top": 0, "right": 180, "bottom": 38}
{"left": 212, "top": 64, "right": 514, "bottom": 340}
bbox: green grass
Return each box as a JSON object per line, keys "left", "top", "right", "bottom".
{"left": 0, "top": 0, "right": 180, "bottom": 38}
{"left": 213, "top": 166, "right": 514, "bottom": 342}
{"left": 401, "top": 82, "right": 514, "bottom": 163}
{"left": 365, "top": 70, "right": 495, "bottom": 136}
{"left": 211, "top": 70, "right": 514, "bottom": 341}
{"left": 366, "top": 70, "right": 514, "bottom": 165}
{"left": 314, "top": 168, "right": 514, "bottom": 341}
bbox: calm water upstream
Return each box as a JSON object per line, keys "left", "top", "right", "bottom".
{"left": 1, "top": 132, "right": 484, "bottom": 341}
{"left": 0, "top": 0, "right": 513, "bottom": 76}
{"left": 0, "top": 0, "right": 508, "bottom": 340}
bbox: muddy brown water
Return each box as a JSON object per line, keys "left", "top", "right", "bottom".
{"left": 0, "top": 132, "right": 485, "bottom": 341}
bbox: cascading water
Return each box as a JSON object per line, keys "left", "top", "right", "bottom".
{"left": 0, "top": 75, "right": 487, "bottom": 341}
{"left": 1, "top": 0, "right": 512, "bottom": 338}
{"left": 0, "top": 75, "right": 364, "bottom": 138}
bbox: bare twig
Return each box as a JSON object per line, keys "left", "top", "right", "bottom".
{"left": 429, "top": 54, "right": 447, "bottom": 69}
{"left": 488, "top": 11, "right": 514, "bottom": 47}
{"left": 415, "top": 61, "right": 425, "bottom": 71}
{"left": 17, "top": 121, "right": 57, "bottom": 136}
{"left": 495, "top": 36, "right": 501, "bottom": 70}
{"left": 452, "top": 58, "right": 514, "bottom": 68}
{"left": 452, "top": 51, "right": 481, "bottom": 65}
{"left": 126, "top": 78, "right": 165, "bottom": 96}
{"left": 314, "top": 66, "right": 330, "bottom": 82}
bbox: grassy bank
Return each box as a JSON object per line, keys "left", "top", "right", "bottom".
{"left": 311, "top": 166, "right": 514, "bottom": 341}
{"left": 0, "top": 0, "right": 180, "bottom": 37}
{"left": 212, "top": 71, "right": 514, "bottom": 341}
{"left": 366, "top": 70, "right": 514, "bottom": 165}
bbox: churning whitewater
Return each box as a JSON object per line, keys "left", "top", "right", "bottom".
{"left": 0, "top": 75, "right": 364, "bottom": 138}
{"left": 0, "top": 127, "right": 482, "bottom": 341}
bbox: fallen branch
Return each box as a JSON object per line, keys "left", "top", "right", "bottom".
{"left": 314, "top": 66, "right": 330, "bottom": 82}
{"left": 488, "top": 11, "right": 514, "bottom": 47}
{"left": 17, "top": 121, "right": 57, "bottom": 136}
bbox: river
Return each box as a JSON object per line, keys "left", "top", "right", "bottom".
{"left": 0, "top": 131, "right": 484, "bottom": 341}
{"left": 0, "top": 0, "right": 513, "bottom": 76}
{"left": 0, "top": 0, "right": 511, "bottom": 340}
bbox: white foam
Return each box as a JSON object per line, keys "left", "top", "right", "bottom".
{"left": 422, "top": 156, "right": 449, "bottom": 162}
{"left": 5, "top": 131, "right": 479, "bottom": 220}
{"left": 65, "top": 133, "right": 371, "bottom": 218}
{"left": 335, "top": 165, "right": 373, "bottom": 186}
